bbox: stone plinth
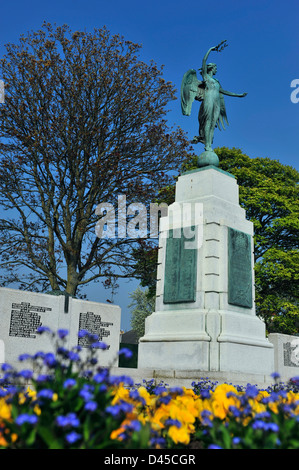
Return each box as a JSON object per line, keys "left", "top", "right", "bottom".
{"left": 138, "top": 166, "right": 274, "bottom": 377}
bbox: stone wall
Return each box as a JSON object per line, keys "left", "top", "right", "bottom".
{"left": 0, "top": 287, "right": 121, "bottom": 370}
{"left": 268, "top": 333, "right": 299, "bottom": 380}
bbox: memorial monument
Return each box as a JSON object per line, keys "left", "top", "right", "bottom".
{"left": 138, "top": 42, "right": 274, "bottom": 382}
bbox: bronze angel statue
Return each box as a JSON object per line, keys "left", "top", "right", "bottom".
{"left": 181, "top": 41, "right": 247, "bottom": 164}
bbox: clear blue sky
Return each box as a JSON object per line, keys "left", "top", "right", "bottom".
{"left": 1, "top": 0, "right": 298, "bottom": 330}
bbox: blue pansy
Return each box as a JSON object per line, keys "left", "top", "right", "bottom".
{"left": 93, "top": 369, "right": 109, "bottom": 383}
{"left": 43, "top": 353, "right": 57, "bottom": 368}
{"left": 78, "top": 329, "right": 89, "bottom": 338}
{"left": 56, "top": 413, "right": 80, "bottom": 428}
{"left": 232, "top": 437, "right": 241, "bottom": 445}
{"left": 271, "top": 372, "right": 281, "bottom": 380}
{"left": 15, "top": 414, "right": 38, "bottom": 426}
{"left": 106, "top": 405, "right": 122, "bottom": 417}
{"left": 229, "top": 406, "right": 242, "bottom": 418}
{"left": 200, "top": 389, "right": 211, "bottom": 399}
{"left": 57, "top": 329, "right": 69, "bottom": 339}
{"left": 68, "top": 351, "right": 81, "bottom": 362}
{"left": 65, "top": 431, "right": 82, "bottom": 444}
{"left": 118, "top": 348, "right": 133, "bottom": 359}
{"left": 165, "top": 419, "right": 182, "bottom": 428}
{"left": 37, "top": 326, "right": 52, "bottom": 334}
{"left": 36, "top": 374, "right": 54, "bottom": 383}
{"left": 37, "top": 389, "right": 55, "bottom": 400}
{"left": 17, "top": 369, "right": 33, "bottom": 380}
{"left": 79, "top": 389, "right": 94, "bottom": 402}
{"left": 244, "top": 385, "right": 259, "bottom": 399}
{"left": 63, "top": 378, "right": 77, "bottom": 389}
{"left": 18, "top": 354, "right": 32, "bottom": 362}
{"left": 84, "top": 401, "right": 98, "bottom": 412}
{"left": 125, "top": 420, "right": 141, "bottom": 432}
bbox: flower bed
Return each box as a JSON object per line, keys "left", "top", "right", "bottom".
{"left": 0, "top": 328, "right": 298, "bottom": 449}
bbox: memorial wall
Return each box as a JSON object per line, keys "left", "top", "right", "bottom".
{"left": 0, "top": 287, "right": 121, "bottom": 370}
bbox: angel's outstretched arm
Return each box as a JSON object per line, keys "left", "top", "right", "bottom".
{"left": 202, "top": 41, "right": 228, "bottom": 78}
{"left": 201, "top": 46, "right": 215, "bottom": 78}
{"left": 220, "top": 88, "right": 247, "bottom": 98}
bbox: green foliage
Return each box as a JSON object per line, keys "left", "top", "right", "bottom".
{"left": 128, "top": 286, "right": 155, "bottom": 339}
{"left": 215, "top": 147, "right": 299, "bottom": 334}
{"left": 132, "top": 241, "right": 159, "bottom": 299}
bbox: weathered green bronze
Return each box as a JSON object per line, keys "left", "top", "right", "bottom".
{"left": 163, "top": 227, "right": 197, "bottom": 303}
{"left": 181, "top": 40, "right": 247, "bottom": 167}
{"left": 228, "top": 227, "right": 252, "bottom": 309}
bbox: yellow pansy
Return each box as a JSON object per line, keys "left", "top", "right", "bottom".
{"left": 111, "top": 385, "right": 130, "bottom": 405}
{"left": 168, "top": 424, "right": 191, "bottom": 445}
{"left": 210, "top": 384, "right": 240, "bottom": 420}
{"left": 110, "top": 417, "right": 133, "bottom": 441}
{"left": 137, "top": 386, "right": 151, "bottom": 406}
{"left": 150, "top": 403, "right": 170, "bottom": 430}
{"left": 0, "top": 430, "right": 18, "bottom": 447}
{"left": 196, "top": 397, "right": 213, "bottom": 419}
{"left": 169, "top": 402, "right": 195, "bottom": 425}
{"left": 0, "top": 399, "right": 11, "bottom": 421}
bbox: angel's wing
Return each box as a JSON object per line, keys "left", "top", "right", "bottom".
{"left": 217, "top": 93, "right": 229, "bottom": 130}
{"left": 181, "top": 69, "right": 204, "bottom": 116}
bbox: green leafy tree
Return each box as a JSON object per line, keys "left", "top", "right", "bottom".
{"left": 0, "top": 23, "right": 189, "bottom": 296}
{"left": 216, "top": 148, "right": 299, "bottom": 335}
{"left": 136, "top": 148, "right": 299, "bottom": 335}
{"left": 129, "top": 286, "right": 155, "bottom": 340}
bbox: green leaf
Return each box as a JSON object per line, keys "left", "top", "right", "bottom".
{"left": 25, "top": 428, "right": 37, "bottom": 447}
{"left": 37, "top": 425, "right": 64, "bottom": 449}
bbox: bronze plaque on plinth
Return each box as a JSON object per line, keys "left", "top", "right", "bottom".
{"left": 228, "top": 227, "right": 252, "bottom": 308}
{"left": 163, "top": 227, "right": 197, "bottom": 304}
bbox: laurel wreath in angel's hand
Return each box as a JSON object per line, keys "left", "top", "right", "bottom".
{"left": 213, "top": 40, "right": 228, "bottom": 53}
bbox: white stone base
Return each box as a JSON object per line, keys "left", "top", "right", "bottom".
{"left": 138, "top": 166, "right": 275, "bottom": 377}
{"left": 138, "top": 340, "right": 210, "bottom": 371}
{"left": 112, "top": 367, "right": 277, "bottom": 390}
{"left": 138, "top": 335, "right": 274, "bottom": 376}
{"left": 219, "top": 342, "right": 274, "bottom": 375}
{"left": 138, "top": 306, "right": 274, "bottom": 375}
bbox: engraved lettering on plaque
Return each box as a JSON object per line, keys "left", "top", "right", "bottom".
{"left": 163, "top": 227, "right": 197, "bottom": 304}
{"left": 78, "top": 311, "right": 113, "bottom": 349}
{"left": 228, "top": 228, "right": 252, "bottom": 308}
{"left": 9, "top": 302, "right": 52, "bottom": 339}
{"left": 283, "top": 341, "right": 299, "bottom": 367}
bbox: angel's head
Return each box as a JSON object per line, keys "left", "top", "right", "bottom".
{"left": 207, "top": 63, "right": 217, "bottom": 75}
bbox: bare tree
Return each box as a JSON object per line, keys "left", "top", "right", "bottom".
{"left": 0, "top": 23, "right": 188, "bottom": 296}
